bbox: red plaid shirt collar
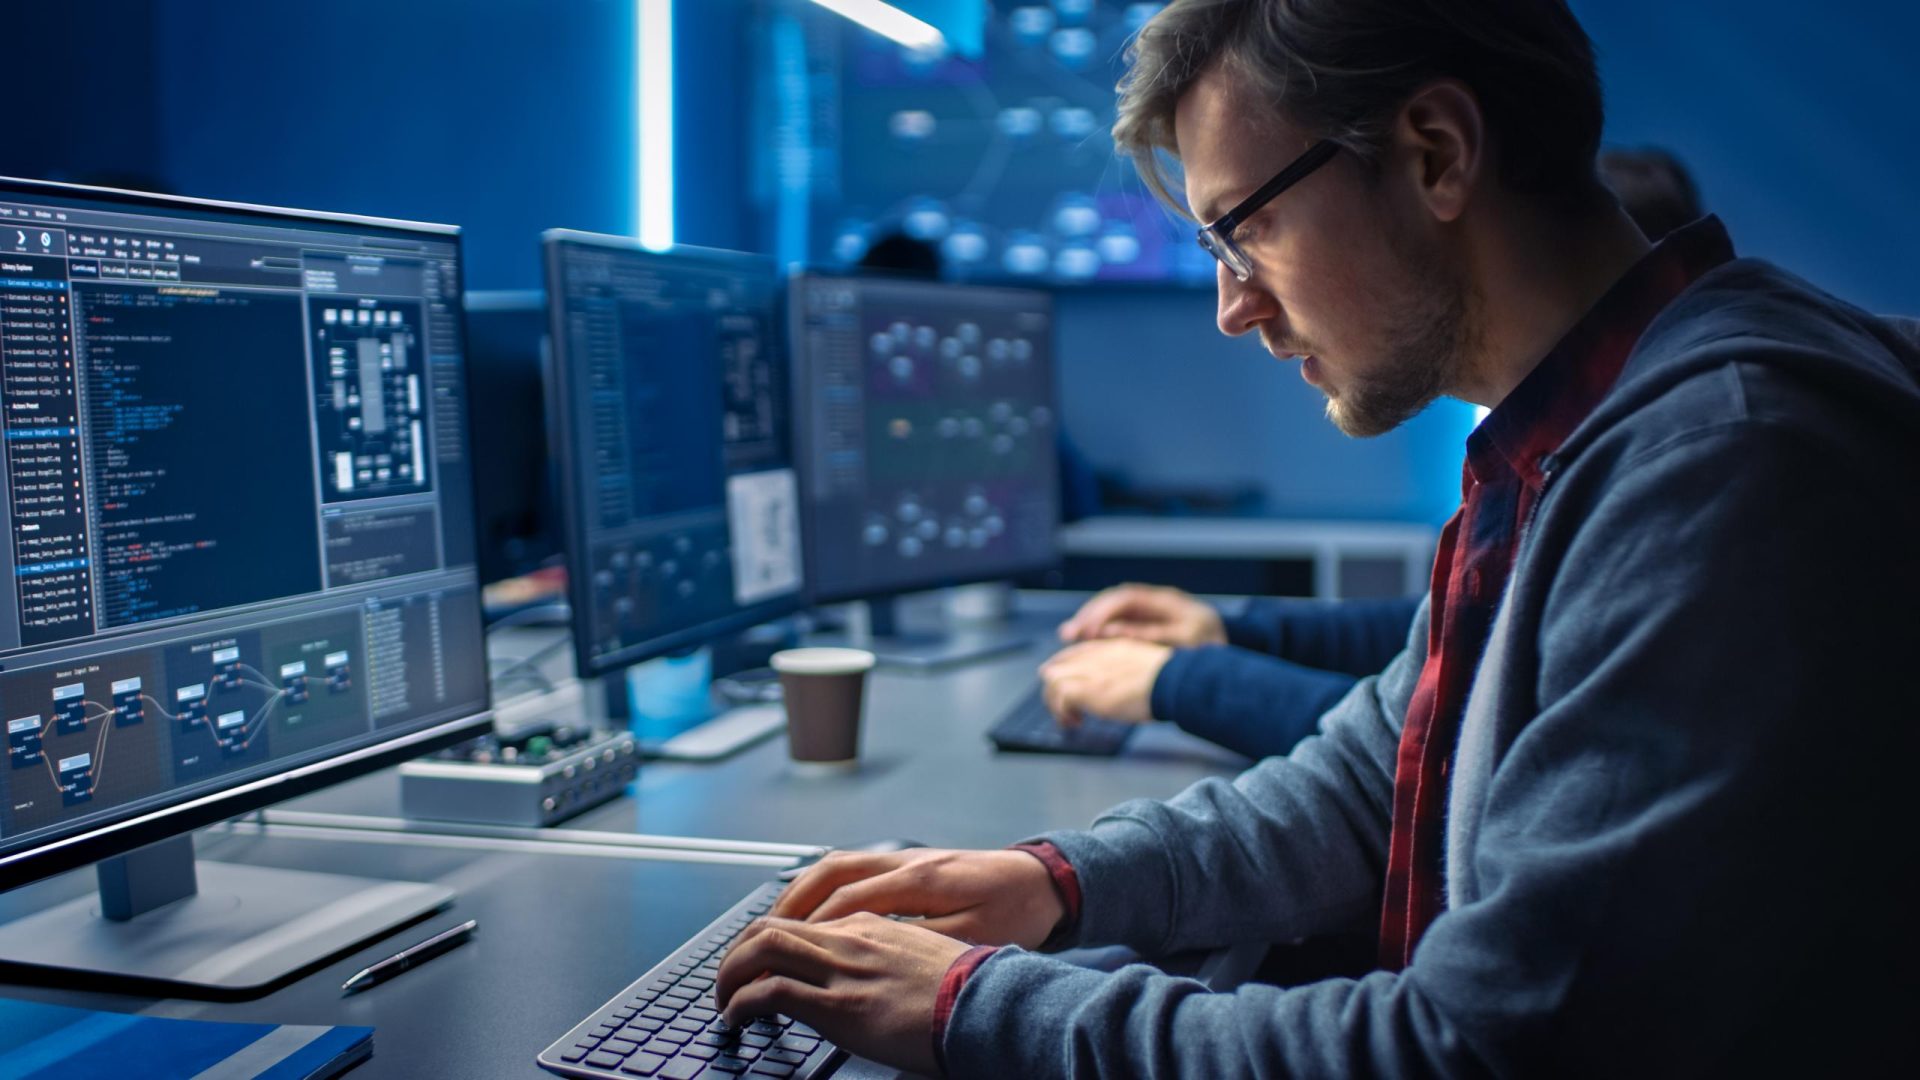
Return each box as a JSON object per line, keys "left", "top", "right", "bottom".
{"left": 1377, "top": 215, "right": 1736, "bottom": 971}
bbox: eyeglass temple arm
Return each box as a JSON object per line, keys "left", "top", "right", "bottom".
{"left": 1213, "top": 139, "right": 1341, "bottom": 232}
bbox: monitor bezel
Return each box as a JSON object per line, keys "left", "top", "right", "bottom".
{"left": 785, "top": 269, "right": 1063, "bottom": 605}
{"left": 541, "top": 231, "right": 805, "bottom": 679}
{"left": 0, "top": 177, "right": 493, "bottom": 892}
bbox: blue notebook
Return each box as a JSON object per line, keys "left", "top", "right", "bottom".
{"left": 0, "top": 998, "right": 371, "bottom": 1080}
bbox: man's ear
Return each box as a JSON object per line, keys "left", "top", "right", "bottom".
{"left": 1394, "top": 79, "right": 1486, "bottom": 224}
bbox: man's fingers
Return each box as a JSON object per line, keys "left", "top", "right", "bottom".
{"left": 772, "top": 852, "right": 903, "bottom": 920}
{"left": 1039, "top": 641, "right": 1092, "bottom": 677}
{"left": 1041, "top": 670, "right": 1085, "bottom": 727}
{"left": 714, "top": 919, "right": 838, "bottom": 1011}
{"left": 1059, "top": 586, "right": 1149, "bottom": 641}
{"left": 808, "top": 864, "right": 947, "bottom": 924}
{"left": 719, "top": 973, "right": 829, "bottom": 1029}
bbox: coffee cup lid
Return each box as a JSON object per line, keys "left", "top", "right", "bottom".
{"left": 769, "top": 647, "right": 877, "bottom": 675}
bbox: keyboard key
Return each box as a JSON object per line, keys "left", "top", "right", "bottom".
{"left": 620, "top": 1052, "right": 668, "bottom": 1076}
{"left": 643, "top": 1006, "right": 678, "bottom": 1023}
{"left": 644, "top": 1036, "right": 689, "bottom": 1056}
{"left": 587, "top": 1051, "right": 626, "bottom": 1069}
{"left": 706, "top": 1019, "right": 734, "bottom": 1034}
{"left": 669, "top": 1017, "right": 705, "bottom": 1034}
{"left": 748, "top": 1063, "right": 795, "bottom": 1078}
{"left": 773, "top": 1035, "right": 818, "bottom": 1055}
{"left": 693, "top": 1033, "right": 732, "bottom": 1048}
{"left": 679, "top": 976, "right": 715, "bottom": 992}
{"left": 627, "top": 1018, "right": 665, "bottom": 1035}
{"left": 592, "top": 1024, "right": 620, "bottom": 1038}
{"left": 683, "top": 1007, "right": 718, "bottom": 1024}
{"left": 787, "top": 1022, "right": 821, "bottom": 1040}
{"left": 660, "top": 1059, "right": 707, "bottom": 1079}
{"left": 603, "top": 1038, "right": 642, "bottom": 1056}
{"left": 748, "top": 1019, "right": 784, "bottom": 1037}
{"left": 709, "top": 1056, "right": 752, "bottom": 1074}
{"left": 647, "top": 1030, "right": 692, "bottom": 1048}
{"left": 661, "top": 991, "right": 699, "bottom": 1009}
{"left": 739, "top": 1032, "right": 774, "bottom": 1049}
{"left": 561, "top": 1046, "right": 591, "bottom": 1063}
{"left": 681, "top": 1044, "right": 719, "bottom": 1061}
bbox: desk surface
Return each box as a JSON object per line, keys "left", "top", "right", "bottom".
{"left": 290, "top": 597, "right": 1248, "bottom": 850}
{"left": 0, "top": 829, "right": 777, "bottom": 1079}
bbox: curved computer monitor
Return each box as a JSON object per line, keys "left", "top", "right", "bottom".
{"left": 542, "top": 233, "right": 804, "bottom": 679}
{"left": 787, "top": 271, "right": 1060, "bottom": 605}
{"left": 0, "top": 178, "right": 491, "bottom": 990}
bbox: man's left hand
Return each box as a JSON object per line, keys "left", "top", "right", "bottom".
{"left": 713, "top": 913, "right": 969, "bottom": 1076}
{"left": 1040, "top": 638, "right": 1173, "bottom": 726}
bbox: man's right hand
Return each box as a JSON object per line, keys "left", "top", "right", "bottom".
{"left": 770, "top": 848, "right": 1065, "bottom": 950}
{"left": 1057, "top": 583, "right": 1227, "bottom": 647}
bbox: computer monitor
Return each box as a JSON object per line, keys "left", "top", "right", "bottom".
{"left": 464, "top": 290, "right": 561, "bottom": 595}
{"left": 787, "top": 272, "right": 1059, "bottom": 664}
{"left": 542, "top": 233, "right": 803, "bottom": 697}
{"left": 0, "top": 178, "right": 491, "bottom": 992}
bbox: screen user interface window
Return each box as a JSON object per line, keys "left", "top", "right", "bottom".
{"left": 544, "top": 236, "right": 802, "bottom": 675}
{"left": 791, "top": 274, "right": 1058, "bottom": 602}
{"left": 0, "top": 182, "right": 488, "bottom": 862}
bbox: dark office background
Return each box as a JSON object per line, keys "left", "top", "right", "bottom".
{"left": 8, "top": 0, "right": 1912, "bottom": 529}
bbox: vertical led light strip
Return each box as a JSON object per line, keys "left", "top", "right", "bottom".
{"left": 637, "top": 0, "right": 674, "bottom": 251}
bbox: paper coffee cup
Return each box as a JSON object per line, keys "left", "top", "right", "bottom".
{"left": 769, "top": 648, "right": 875, "bottom": 767}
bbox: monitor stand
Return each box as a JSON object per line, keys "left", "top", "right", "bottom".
{"left": 0, "top": 833, "right": 451, "bottom": 997}
{"left": 812, "top": 588, "right": 1032, "bottom": 670}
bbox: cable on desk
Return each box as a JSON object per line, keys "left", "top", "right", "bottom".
{"left": 488, "top": 635, "right": 572, "bottom": 693}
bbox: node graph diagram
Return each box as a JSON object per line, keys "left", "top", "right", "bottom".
{"left": 1, "top": 617, "right": 367, "bottom": 835}
{"left": 774, "top": 1, "right": 1210, "bottom": 285}
{"left": 859, "top": 311, "right": 1053, "bottom": 565}
{"left": 9, "top": 685, "right": 131, "bottom": 807}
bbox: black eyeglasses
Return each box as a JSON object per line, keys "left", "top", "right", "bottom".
{"left": 1196, "top": 139, "right": 1340, "bottom": 281}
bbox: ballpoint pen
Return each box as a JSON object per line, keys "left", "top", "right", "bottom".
{"left": 341, "top": 919, "right": 478, "bottom": 994}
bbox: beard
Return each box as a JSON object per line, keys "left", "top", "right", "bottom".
{"left": 1322, "top": 230, "right": 1475, "bottom": 438}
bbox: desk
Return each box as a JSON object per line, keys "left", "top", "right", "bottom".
{"left": 0, "top": 592, "right": 1250, "bottom": 1077}
{"left": 0, "top": 829, "right": 777, "bottom": 1078}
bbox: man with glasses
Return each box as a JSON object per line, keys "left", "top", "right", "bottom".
{"left": 1038, "top": 147, "right": 1713, "bottom": 762}
{"left": 715, "top": 1, "right": 1920, "bottom": 1074}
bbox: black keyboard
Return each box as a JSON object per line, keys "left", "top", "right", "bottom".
{"left": 986, "top": 685, "right": 1136, "bottom": 756}
{"left": 537, "top": 881, "right": 843, "bottom": 1079}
